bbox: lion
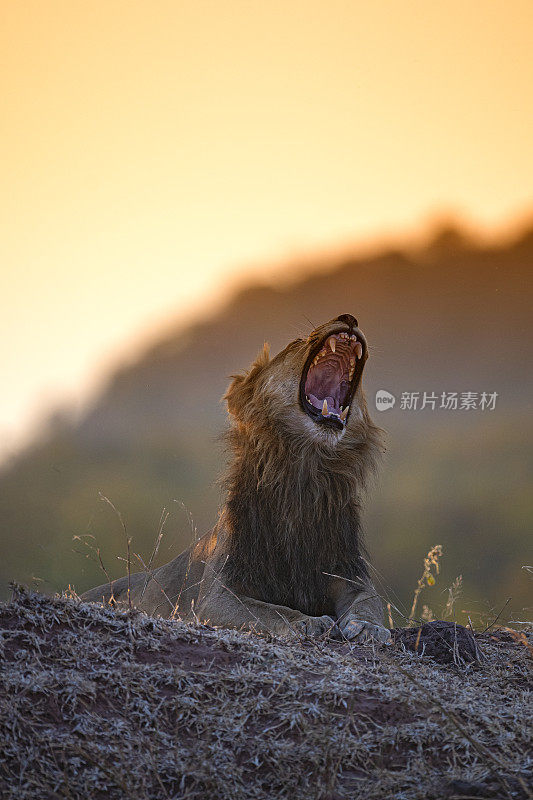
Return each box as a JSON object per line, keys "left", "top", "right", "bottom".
{"left": 82, "top": 313, "right": 390, "bottom": 643}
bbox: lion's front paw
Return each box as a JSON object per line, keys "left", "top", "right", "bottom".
{"left": 340, "top": 618, "right": 392, "bottom": 644}
{"left": 292, "top": 614, "right": 337, "bottom": 639}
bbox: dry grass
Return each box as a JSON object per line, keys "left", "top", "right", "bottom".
{"left": 408, "top": 545, "right": 443, "bottom": 627}
{"left": 0, "top": 586, "right": 531, "bottom": 800}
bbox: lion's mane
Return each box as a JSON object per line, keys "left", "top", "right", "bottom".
{"left": 223, "top": 382, "right": 384, "bottom": 617}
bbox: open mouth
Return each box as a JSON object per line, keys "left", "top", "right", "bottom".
{"left": 299, "top": 330, "right": 365, "bottom": 430}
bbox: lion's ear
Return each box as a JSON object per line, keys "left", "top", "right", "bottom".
{"left": 225, "top": 373, "right": 247, "bottom": 418}
{"left": 225, "top": 342, "right": 270, "bottom": 419}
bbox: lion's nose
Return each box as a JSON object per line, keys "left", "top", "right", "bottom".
{"left": 336, "top": 314, "right": 358, "bottom": 330}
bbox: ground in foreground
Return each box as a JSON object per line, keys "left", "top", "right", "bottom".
{"left": 0, "top": 588, "right": 531, "bottom": 799}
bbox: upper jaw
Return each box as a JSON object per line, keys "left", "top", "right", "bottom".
{"left": 299, "top": 326, "right": 367, "bottom": 431}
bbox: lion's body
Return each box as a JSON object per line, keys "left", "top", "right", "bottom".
{"left": 84, "top": 529, "right": 215, "bottom": 620}
{"left": 82, "top": 316, "right": 390, "bottom": 642}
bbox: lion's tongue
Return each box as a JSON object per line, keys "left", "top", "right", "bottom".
{"left": 305, "top": 360, "right": 343, "bottom": 413}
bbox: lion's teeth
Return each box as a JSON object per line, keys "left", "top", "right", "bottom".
{"left": 340, "top": 405, "right": 349, "bottom": 421}
{"left": 328, "top": 336, "right": 336, "bottom": 353}
{"left": 350, "top": 356, "right": 355, "bottom": 366}
{"left": 349, "top": 369, "right": 354, "bottom": 379}
{"left": 322, "top": 399, "right": 328, "bottom": 416}
{"left": 355, "top": 342, "right": 363, "bottom": 359}
{"left": 350, "top": 334, "right": 357, "bottom": 340}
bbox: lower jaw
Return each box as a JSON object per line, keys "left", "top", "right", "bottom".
{"left": 300, "top": 379, "right": 362, "bottom": 431}
{"left": 306, "top": 413, "right": 345, "bottom": 432}
{"left": 301, "top": 375, "right": 363, "bottom": 431}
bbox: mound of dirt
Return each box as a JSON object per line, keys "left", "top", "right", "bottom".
{"left": 392, "top": 620, "right": 482, "bottom": 665}
{"left": 0, "top": 588, "right": 531, "bottom": 799}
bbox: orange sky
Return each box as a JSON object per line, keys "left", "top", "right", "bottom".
{"left": 1, "top": 1, "right": 532, "bottom": 458}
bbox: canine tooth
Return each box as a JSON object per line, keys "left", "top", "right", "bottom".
{"left": 355, "top": 342, "right": 363, "bottom": 359}
{"left": 328, "top": 336, "right": 336, "bottom": 353}
{"left": 322, "top": 399, "right": 328, "bottom": 416}
{"left": 340, "top": 405, "right": 349, "bottom": 421}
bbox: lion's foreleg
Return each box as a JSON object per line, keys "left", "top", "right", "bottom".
{"left": 194, "top": 558, "right": 335, "bottom": 638}
{"left": 333, "top": 582, "right": 391, "bottom": 644}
